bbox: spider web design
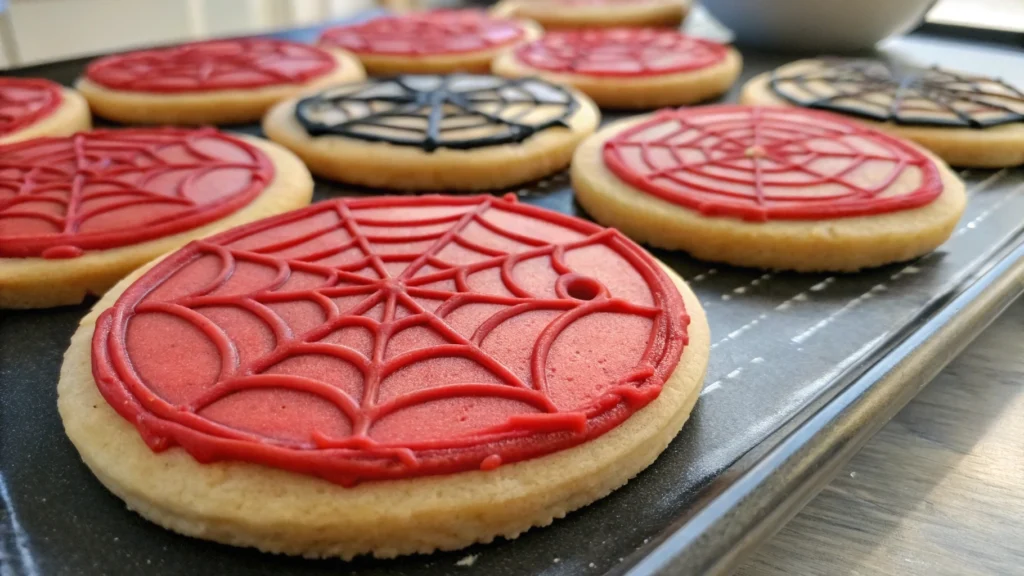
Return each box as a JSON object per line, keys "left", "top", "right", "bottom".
{"left": 0, "top": 78, "right": 63, "bottom": 137}
{"left": 92, "top": 195, "right": 689, "bottom": 485}
{"left": 603, "top": 105, "right": 944, "bottom": 222}
{"left": 85, "top": 38, "right": 338, "bottom": 93}
{"left": 319, "top": 9, "right": 525, "bottom": 56}
{"left": 0, "top": 128, "right": 273, "bottom": 258}
{"left": 295, "top": 75, "right": 578, "bottom": 152}
{"left": 770, "top": 59, "right": 1024, "bottom": 128}
{"left": 514, "top": 28, "right": 726, "bottom": 77}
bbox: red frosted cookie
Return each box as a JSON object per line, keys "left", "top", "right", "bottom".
{"left": 0, "top": 128, "right": 314, "bottom": 308}
{"left": 319, "top": 9, "right": 541, "bottom": 75}
{"left": 572, "top": 105, "right": 967, "bottom": 271}
{"left": 0, "top": 77, "right": 90, "bottom": 144}
{"left": 76, "top": 38, "right": 365, "bottom": 125}
{"left": 491, "top": 0, "right": 691, "bottom": 30}
{"left": 493, "top": 28, "right": 742, "bottom": 109}
{"left": 58, "top": 194, "right": 709, "bottom": 558}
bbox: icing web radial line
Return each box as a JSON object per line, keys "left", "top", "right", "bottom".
{"left": 92, "top": 195, "right": 688, "bottom": 484}
{"left": 0, "top": 128, "right": 273, "bottom": 258}
{"left": 603, "top": 105, "right": 944, "bottom": 221}
{"left": 294, "top": 75, "right": 579, "bottom": 152}
{"left": 769, "top": 60, "right": 1024, "bottom": 128}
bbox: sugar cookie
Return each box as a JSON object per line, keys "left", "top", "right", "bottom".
{"left": 319, "top": 9, "right": 541, "bottom": 75}
{"left": 0, "top": 78, "right": 91, "bottom": 144}
{"left": 263, "top": 74, "right": 600, "bottom": 191}
{"left": 493, "top": 28, "right": 741, "bottom": 109}
{"left": 741, "top": 58, "right": 1024, "bottom": 168}
{"left": 572, "top": 105, "right": 967, "bottom": 271}
{"left": 492, "top": 0, "right": 690, "bottom": 29}
{"left": 0, "top": 128, "right": 313, "bottom": 308}
{"left": 76, "top": 38, "right": 365, "bottom": 125}
{"left": 59, "top": 194, "right": 709, "bottom": 559}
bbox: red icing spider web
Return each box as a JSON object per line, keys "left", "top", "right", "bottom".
{"left": 85, "top": 39, "right": 337, "bottom": 93}
{"left": 603, "top": 105, "right": 944, "bottom": 221}
{"left": 514, "top": 28, "right": 727, "bottom": 77}
{"left": 0, "top": 128, "right": 273, "bottom": 259}
{"left": 91, "top": 195, "right": 689, "bottom": 485}
{"left": 0, "top": 78, "right": 63, "bottom": 138}
{"left": 319, "top": 10, "right": 525, "bottom": 56}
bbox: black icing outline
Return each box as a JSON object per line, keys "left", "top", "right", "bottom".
{"left": 769, "top": 59, "right": 1024, "bottom": 128}
{"left": 294, "top": 75, "right": 579, "bottom": 152}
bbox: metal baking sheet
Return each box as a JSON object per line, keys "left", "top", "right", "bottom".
{"left": 3, "top": 16, "right": 1024, "bottom": 576}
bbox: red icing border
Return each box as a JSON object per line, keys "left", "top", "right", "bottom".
{"left": 85, "top": 39, "right": 337, "bottom": 93}
{"left": 319, "top": 10, "right": 526, "bottom": 56}
{"left": 514, "top": 28, "right": 728, "bottom": 77}
{"left": 0, "top": 78, "right": 63, "bottom": 137}
{"left": 0, "top": 128, "right": 274, "bottom": 259}
{"left": 602, "top": 105, "right": 945, "bottom": 221}
{"left": 90, "top": 194, "right": 689, "bottom": 485}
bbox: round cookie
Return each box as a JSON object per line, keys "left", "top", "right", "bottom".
{"left": 0, "top": 78, "right": 91, "bottom": 144}
{"left": 741, "top": 58, "right": 1024, "bottom": 168}
{"left": 492, "top": 0, "right": 690, "bottom": 29}
{"left": 492, "top": 28, "right": 741, "bottom": 109}
{"left": 0, "top": 128, "right": 314, "bottom": 309}
{"left": 572, "top": 105, "right": 967, "bottom": 272}
{"left": 319, "top": 9, "right": 541, "bottom": 75}
{"left": 76, "top": 38, "right": 365, "bottom": 125}
{"left": 263, "top": 74, "right": 600, "bottom": 191}
{"left": 59, "top": 193, "right": 709, "bottom": 559}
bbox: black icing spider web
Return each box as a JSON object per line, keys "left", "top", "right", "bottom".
{"left": 294, "top": 75, "right": 579, "bottom": 152}
{"left": 770, "top": 59, "right": 1024, "bottom": 128}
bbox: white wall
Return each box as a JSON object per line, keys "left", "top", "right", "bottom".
{"left": 0, "top": 0, "right": 377, "bottom": 68}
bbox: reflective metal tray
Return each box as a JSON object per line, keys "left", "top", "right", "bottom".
{"left": 2, "top": 15, "right": 1024, "bottom": 576}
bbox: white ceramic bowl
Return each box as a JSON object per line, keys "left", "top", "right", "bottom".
{"left": 700, "top": 0, "right": 938, "bottom": 52}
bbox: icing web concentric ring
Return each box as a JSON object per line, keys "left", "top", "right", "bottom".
{"left": 0, "top": 128, "right": 273, "bottom": 259}
{"left": 319, "top": 9, "right": 526, "bottom": 56}
{"left": 602, "top": 105, "right": 944, "bottom": 221}
{"left": 295, "top": 75, "right": 578, "bottom": 152}
{"left": 514, "top": 28, "right": 727, "bottom": 77}
{"left": 770, "top": 59, "right": 1024, "bottom": 128}
{"left": 0, "top": 78, "right": 63, "bottom": 137}
{"left": 92, "top": 195, "right": 689, "bottom": 485}
{"left": 85, "top": 39, "right": 338, "bottom": 93}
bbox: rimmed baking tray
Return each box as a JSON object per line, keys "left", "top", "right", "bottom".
{"left": 2, "top": 12, "right": 1024, "bottom": 576}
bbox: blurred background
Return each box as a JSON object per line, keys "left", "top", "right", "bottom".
{"left": 0, "top": 0, "right": 1020, "bottom": 69}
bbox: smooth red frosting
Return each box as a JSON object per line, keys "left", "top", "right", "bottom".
{"left": 514, "top": 28, "right": 728, "bottom": 77}
{"left": 0, "top": 78, "right": 63, "bottom": 137}
{"left": 0, "top": 128, "right": 273, "bottom": 259}
{"left": 85, "top": 39, "right": 337, "bottom": 93}
{"left": 91, "top": 194, "right": 689, "bottom": 485}
{"left": 603, "top": 105, "right": 944, "bottom": 221}
{"left": 319, "top": 10, "right": 525, "bottom": 56}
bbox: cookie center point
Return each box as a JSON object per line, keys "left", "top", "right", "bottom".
{"left": 745, "top": 145, "right": 767, "bottom": 158}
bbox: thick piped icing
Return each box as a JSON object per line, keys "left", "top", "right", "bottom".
{"left": 769, "top": 59, "right": 1024, "bottom": 128}
{"left": 602, "top": 105, "right": 944, "bottom": 221}
{"left": 514, "top": 28, "right": 727, "bottom": 77}
{"left": 294, "top": 75, "right": 578, "bottom": 152}
{"left": 90, "top": 194, "right": 689, "bottom": 485}
{"left": 0, "top": 78, "right": 63, "bottom": 137}
{"left": 319, "top": 10, "right": 525, "bottom": 56}
{"left": 85, "top": 39, "right": 337, "bottom": 93}
{"left": 0, "top": 128, "right": 273, "bottom": 259}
